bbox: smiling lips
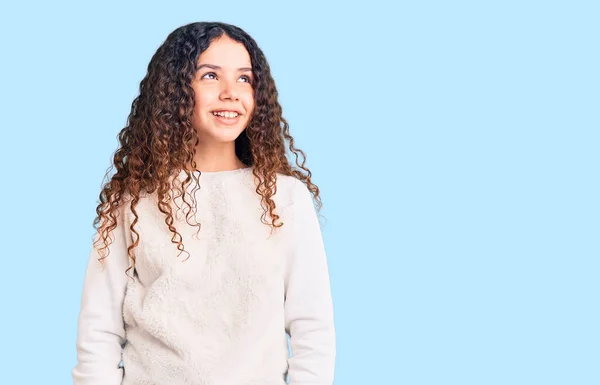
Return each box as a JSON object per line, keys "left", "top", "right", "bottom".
{"left": 211, "top": 110, "right": 241, "bottom": 126}
{"left": 212, "top": 110, "right": 240, "bottom": 118}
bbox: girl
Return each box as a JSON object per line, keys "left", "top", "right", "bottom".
{"left": 72, "top": 22, "right": 336, "bottom": 385}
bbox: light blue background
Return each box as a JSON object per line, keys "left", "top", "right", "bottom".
{"left": 0, "top": 1, "right": 597, "bottom": 384}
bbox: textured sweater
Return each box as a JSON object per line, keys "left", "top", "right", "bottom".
{"left": 72, "top": 166, "right": 336, "bottom": 385}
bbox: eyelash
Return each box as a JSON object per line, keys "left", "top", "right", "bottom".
{"left": 201, "top": 72, "right": 252, "bottom": 84}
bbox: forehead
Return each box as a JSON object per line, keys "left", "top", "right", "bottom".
{"left": 198, "top": 36, "right": 251, "bottom": 67}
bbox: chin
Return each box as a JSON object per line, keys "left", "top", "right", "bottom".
{"left": 207, "top": 129, "right": 245, "bottom": 143}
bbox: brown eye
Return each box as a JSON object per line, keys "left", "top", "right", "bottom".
{"left": 201, "top": 72, "right": 217, "bottom": 79}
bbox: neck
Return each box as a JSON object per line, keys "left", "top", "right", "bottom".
{"left": 189, "top": 141, "right": 247, "bottom": 173}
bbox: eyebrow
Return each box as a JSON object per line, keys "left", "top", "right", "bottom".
{"left": 196, "top": 63, "right": 253, "bottom": 72}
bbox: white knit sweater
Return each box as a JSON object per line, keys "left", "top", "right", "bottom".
{"left": 72, "top": 166, "right": 336, "bottom": 385}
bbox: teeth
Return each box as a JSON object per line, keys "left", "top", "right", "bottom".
{"left": 212, "top": 111, "right": 239, "bottom": 118}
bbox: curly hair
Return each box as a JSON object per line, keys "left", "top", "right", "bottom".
{"left": 92, "top": 21, "right": 322, "bottom": 281}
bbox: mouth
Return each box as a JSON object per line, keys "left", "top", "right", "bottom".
{"left": 210, "top": 111, "right": 241, "bottom": 126}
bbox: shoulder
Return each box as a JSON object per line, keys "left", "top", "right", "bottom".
{"left": 274, "top": 173, "right": 316, "bottom": 221}
{"left": 276, "top": 173, "right": 309, "bottom": 201}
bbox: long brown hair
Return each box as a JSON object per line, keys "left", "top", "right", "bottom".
{"left": 92, "top": 22, "right": 322, "bottom": 281}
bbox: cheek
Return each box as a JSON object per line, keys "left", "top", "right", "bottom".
{"left": 194, "top": 89, "right": 216, "bottom": 112}
{"left": 243, "top": 93, "right": 255, "bottom": 115}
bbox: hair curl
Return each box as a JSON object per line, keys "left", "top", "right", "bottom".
{"left": 92, "top": 21, "right": 322, "bottom": 281}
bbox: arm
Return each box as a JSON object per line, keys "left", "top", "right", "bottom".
{"left": 72, "top": 203, "right": 132, "bottom": 385}
{"left": 283, "top": 180, "right": 336, "bottom": 385}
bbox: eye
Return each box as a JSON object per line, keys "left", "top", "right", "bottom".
{"left": 200, "top": 72, "right": 252, "bottom": 84}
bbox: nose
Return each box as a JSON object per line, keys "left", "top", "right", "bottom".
{"left": 219, "top": 78, "right": 239, "bottom": 101}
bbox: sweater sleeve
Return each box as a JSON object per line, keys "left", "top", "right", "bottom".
{"left": 72, "top": 203, "right": 132, "bottom": 385}
{"left": 283, "top": 180, "right": 336, "bottom": 385}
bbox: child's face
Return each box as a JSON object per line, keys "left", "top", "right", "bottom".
{"left": 191, "top": 35, "right": 255, "bottom": 145}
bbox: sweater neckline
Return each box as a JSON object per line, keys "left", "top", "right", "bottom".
{"left": 176, "top": 166, "right": 253, "bottom": 180}
{"left": 195, "top": 166, "right": 252, "bottom": 176}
